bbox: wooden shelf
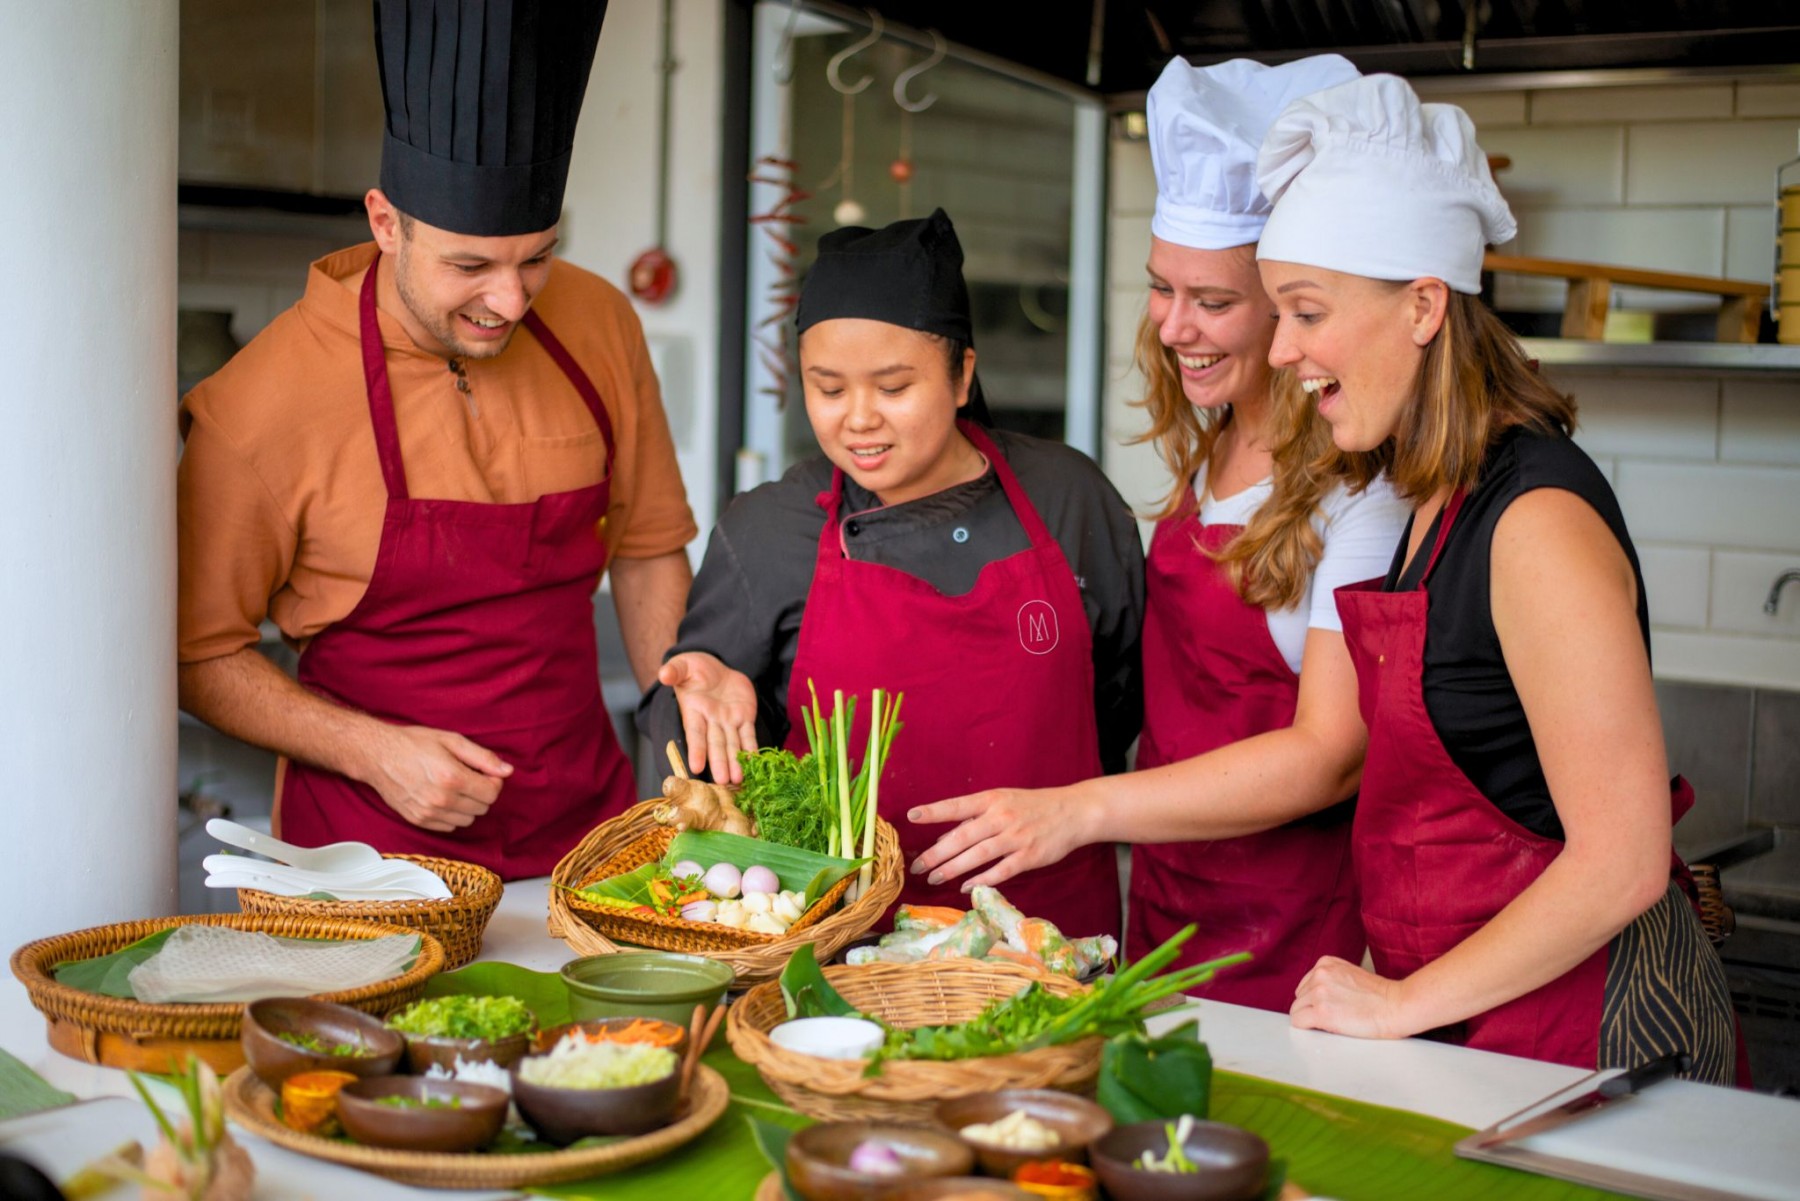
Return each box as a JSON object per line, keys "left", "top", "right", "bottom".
{"left": 1519, "top": 338, "right": 1800, "bottom": 375}
{"left": 1485, "top": 253, "right": 1769, "bottom": 343}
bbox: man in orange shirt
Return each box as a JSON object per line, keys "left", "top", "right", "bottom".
{"left": 178, "top": 0, "right": 696, "bottom": 879}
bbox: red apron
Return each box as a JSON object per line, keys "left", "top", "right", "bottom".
{"left": 279, "top": 260, "right": 636, "bottom": 880}
{"left": 1335, "top": 492, "right": 1693, "bottom": 1068}
{"left": 782, "top": 421, "right": 1120, "bottom": 940}
{"left": 1128, "top": 495, "right": 1362, "bottom": 1009}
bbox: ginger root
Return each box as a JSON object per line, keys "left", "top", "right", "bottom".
{"left": 654, "top": 776, "right": 757, "bottom": 838}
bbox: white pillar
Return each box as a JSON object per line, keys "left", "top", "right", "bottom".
{"left": 0, "top": 2, "right": 179, "bottom": 952}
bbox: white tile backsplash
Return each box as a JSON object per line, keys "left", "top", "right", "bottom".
{"left": 1615, "top": 461, "right": 1800, "bottom": 554}
{"left": 1482, "top": 126, "right": 1626, "bottom": 207}
{"left": 1710, "top": 551, "right": 1800, "bottom": 636}
{"left": 1737, "top": 82, "right": 1800, "bottom": 119}
{"left": 1723, "top": 206, "right": 1778, "bottom": 285}
{"left": 1509, "top": 207, "right": 1726, "bottom": 297}
{"left": 1626, "top": 121, "right": 1800, "bottom": 206}
{"left": 1531, "top": 84, "right": 1734, "bottom": 126}
{"left": 1417, "top": 89, "right": 1529, "bottom": 130}
{"left": 1565, "top": 374, "right": 1720, "bottom": 461}
{"left": 1720, "top": 380, "right": 1800, "bottom": 466}
{"left": 1651, "top": 629, "right": 1800, "bottom": 691}
{"left": 1638, "top": 545, "right": 1712, "bottom": 629}
{"left": 1109, "top": 215, "right": 1154, "bottom": 288}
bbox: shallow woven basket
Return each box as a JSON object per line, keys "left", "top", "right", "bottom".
{"left": 234, "top": 853, "right": 501, "bottom": 969}
{"left": 10, "top": 913, "right": 444, "bottom": 1075}
{"left": 726, "top": 959, "right": 1100, "bottom": 1123}
{"left": 558, "top": 826, "right": 855, "bottom": 953}
{"left": 547, "top": 799, "right": 903, "bottom": 987}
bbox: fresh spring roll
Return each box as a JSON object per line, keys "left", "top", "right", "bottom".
{"left": 1016, "top": 918, "right": 1080, "bottom": 976}
{"left": 846, "top": 944, "right": 927, "bottom": 965}
{"left": 921, "top": 911, "right": 1000, "bottom": 961}
{"left": 1070, "top": 934, "right": 1119, "bottom": 976}
{"left": 969, "top": 885, "right": 1028, "bottom": 947}
{"left": 894, "top": 904, "right": 966, "bottom": 933}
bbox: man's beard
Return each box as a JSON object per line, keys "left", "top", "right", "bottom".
{"left": 393, "top": 240, "right": 517, "bottom": 360}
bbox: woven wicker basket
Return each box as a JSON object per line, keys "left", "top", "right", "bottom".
{"left": 726, "top": 959, "right": 1100, "bottom": 1123}
{"left": 235, "top": 853, "right": 501, "bottom": 969}
{"left": 10, "top": 913, "right": 444, "bottom": 1074}
{"left": 547, "top": 799, "right": 903, "bottom": 987}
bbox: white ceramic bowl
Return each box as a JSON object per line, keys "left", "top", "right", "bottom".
{"left": 769, "top": 1016, "right": 886, "bottom": 1060}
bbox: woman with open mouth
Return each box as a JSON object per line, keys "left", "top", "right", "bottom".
{"left": 638, "top": 208, "right": 1145, "bottom": 940}
{"left": 1256, "top": 74, "right": 1737, "bottom": 1082}
{"left": 909, "top": 54, "right": 1410, "bottom": 1011}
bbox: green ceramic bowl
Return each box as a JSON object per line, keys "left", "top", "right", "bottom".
{"left": 559, "top": 952, "right": 736, "bottom": 1025}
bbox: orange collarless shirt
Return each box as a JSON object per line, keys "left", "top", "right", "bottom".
{"left": 178, "top": 243, "right": 697, "bottom": 662}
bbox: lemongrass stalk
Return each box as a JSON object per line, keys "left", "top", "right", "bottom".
{"left": 858, "top": 689, "right": 884, "bottom": 896}
{"left": 807, "top": 680, "right": 833, "bottom": 856}
{"left": 833, "top": 690, "right": 853, "bottom": 896}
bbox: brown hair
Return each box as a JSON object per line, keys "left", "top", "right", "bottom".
{"left": 1130, "top": 310, "right": 1337, "bottom": 611}
{"left": 1325, "top": 290, "right": 1578, "bottom": 501}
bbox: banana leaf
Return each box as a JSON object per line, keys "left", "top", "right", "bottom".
{"left": 747, "top": 1116, "right": 802, "bottom": 1201}
{"left": 663, "top": 831, "right": 865, "bottom": 909}
{"left": 778, "top": 944, "right": 859, "bottom": 1021}
{"left": 52, "top": 928, "right": 179, "bottom": 998}
{"left": 1098, "top": 1020, "right": 1214, "bottom": 1123}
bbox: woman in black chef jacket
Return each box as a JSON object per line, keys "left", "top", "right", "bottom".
{"left": 639, "top": 209, "right": 1143, "bottom": 941}
{"left": 1252, "top": 74, "right": 1738, "bottom": 1082}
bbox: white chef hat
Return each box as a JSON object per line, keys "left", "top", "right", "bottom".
{"left": 1148, "top": 54, "right": 1361, "bottom": 251}
{"left": 1256, "top": 74, "right": 1516, "bottom": 294}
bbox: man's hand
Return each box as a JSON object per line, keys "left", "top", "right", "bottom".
{"left": 658, "top": 651, "right": 759, "bottom": 783}
{"left": 360, "top": 724, "right": 513, "bottom": 833}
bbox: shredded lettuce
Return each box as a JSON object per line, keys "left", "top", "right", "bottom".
{"left": 387, "top": 994, "right": 534, "bottom": 1041}
{"left": 516, "top": 1037, "right": 676, "bottom": 1090}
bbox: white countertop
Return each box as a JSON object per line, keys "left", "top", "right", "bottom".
{"left": 0, "top": 878, "right": 1743, "bottom": 1197}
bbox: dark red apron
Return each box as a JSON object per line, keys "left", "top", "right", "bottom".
{"left": 782, "top": 421, "right": 1120, "bottom": 940}
{"left": 279, "top": 260, "right": 636, "bottom": 880}
{"left": 1335, "top": 492, "right": 1694, "bottom": 1068}
{"left": 1129, "top": 494, "right": 1362, "bottom": 1009}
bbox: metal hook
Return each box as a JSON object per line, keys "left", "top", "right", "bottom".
{"left": 825, "top": 8, "right": 883, "bottom": 96}
{"left": 892, "top": 28, "right": 946, "bottom": 113}
{"left": 773, "top": 0, "right": 800, "bottom": 86}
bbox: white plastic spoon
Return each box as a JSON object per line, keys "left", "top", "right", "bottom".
{"left": 205, "top": 818, "right": 386, "bottom": 874}
{"left": 202, "top": 870, "right": 438, "bottom": 902}
{"left": 201, "top": 855, "right": 453, "bottom": 898}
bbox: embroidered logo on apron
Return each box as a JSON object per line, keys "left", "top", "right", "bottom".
{"left": 1017, "top": 599, "right": 1060, "bottom": 654}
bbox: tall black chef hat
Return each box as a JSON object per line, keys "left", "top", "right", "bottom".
{"left": 796, "top": 208, "right": 992, "bottom": 425}
{"left": 373, "top": 0, "right": 608, "bottom": 237}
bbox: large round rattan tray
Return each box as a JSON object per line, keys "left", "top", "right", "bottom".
{"left": 726, "top": 959, "right": 1100, "bottom": 1123}
{"left": 547, "top": 799, "right": 903, "bottom": 987}
{"left": 222, "top": 1061, "right": 729, "bottom": 1187}
{"left": 10, "top": 913, "right": 444, "bottom": 1075}
{"left": 235, "top": 853, "right": 501, "bottom": 969}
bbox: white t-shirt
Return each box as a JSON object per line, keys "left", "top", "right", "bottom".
{"left": 1191, "top": 464, "right": 1411, "bottom": 675}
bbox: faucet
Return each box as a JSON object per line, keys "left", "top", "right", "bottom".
{"left": 1767, "top": 570, "right": 1800, "bottom": 615}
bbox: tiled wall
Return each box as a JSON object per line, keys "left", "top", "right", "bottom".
{"left": 1102, "top": 75, "right": 1800, "bottom": 694}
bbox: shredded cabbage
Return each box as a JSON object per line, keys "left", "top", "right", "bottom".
{"left": 516, "top": 1035, "right": 676, "bottom": 1090}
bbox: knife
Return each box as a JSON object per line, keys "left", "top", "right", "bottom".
{"left": 1473, "top": 1050, "right": 1691, "bottom": 1149}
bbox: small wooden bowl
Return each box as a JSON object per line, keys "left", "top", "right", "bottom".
{"left": 400, "top": 1029, "right": 532, "bottom": 1075}
{"left": 785, "top": 1122, "right": 976, "bottom": 1201}
{"left": 1089, "top": 1120, "right": 1269, "bottom": 1201}
{"left": 532, "top": 1016, "right": 690, "bottom": 1059}
{"left": 336, "top": 1076, "right": 507, "bottom": 1153}
{"left": 241, "top": 998, "right": 403, "bottom": 1089}
{"left": 936, "top": 1089, "right": 1114, "bottom": 1178}
{"left": 881, "top": 1180, "right": 1036, "bottom": 1200}
{"left": 509, "top": 1059, "right": 682, "bottom": 1145}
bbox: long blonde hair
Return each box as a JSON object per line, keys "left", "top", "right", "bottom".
{"left": 1130, "top": 309, "right": 1338, "bottom": 610}
{"left": 1325, "top": 291, "right": 1578, "bottom": 501}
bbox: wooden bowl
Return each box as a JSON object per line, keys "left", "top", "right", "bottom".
{"left": 784, "top": 1121, "right": 975, "bottom": 1201}
{"left": 1089, "top": 1120, "right": 1269, "bottom": 1201}
{"left": 240, "top": 998, "right": 403, "bottom": 1089}
{"left": 509, "top": 1058, "right": 682, "bottom": 1145}
{"left": 336, "top": 1077, "right": 507, "bottom": 1153}
{"left": 880, "top": 1180, "right": 1035, "bottom": 1200}
{"left": 935, "top": 1089, "right": 1113, "bottom": 1178}
{"left": 532, "top": 1016, "right": 690, "bottom": 1059}
{"left": 400, "top": 1029, "right": 532, "bottom": 1075}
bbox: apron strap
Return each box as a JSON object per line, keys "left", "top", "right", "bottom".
{"left": 522, "top": 309, "right": 617, "bottom": 466}
{"left": 1418, "top": 488, "right": 1468, "bottom": 587}
{"left": 356, "top": 257, "right": 411, "bottom": 501}
{"left": 959, "top": 420, "right": 1056, "bottom": 551}
{"left": 814, "top": 420, "right": 1057, "bottom": 554}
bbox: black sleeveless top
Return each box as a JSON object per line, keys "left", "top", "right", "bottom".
{"left": 1384, "top": 426, "right": 1651, "bottom": 840}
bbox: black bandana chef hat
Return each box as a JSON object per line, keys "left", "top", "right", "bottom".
{"left": 373, "top": 0, "right": 608, "bottom": 237}
{"left": 796, "top": 208, "right": 994, "bottom": 426}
